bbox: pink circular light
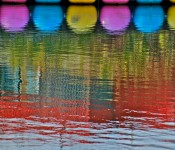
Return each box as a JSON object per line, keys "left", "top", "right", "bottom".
{"left": 2, "top": 0, "right": 27, "bottom": 3}
{"left": 103, "top": 0, "right": 129, "bottom": 4}
{"left": 100, "top": 6, "right": 131, "bottom": 35}
{"left": 0, "top": 5, "right": 29, "bottom": 32}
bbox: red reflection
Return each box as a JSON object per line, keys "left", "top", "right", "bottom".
{"left": 0, "top": 74, "right": 174, "bottom": 141}
{"left": 89, "top": 80, "right": 175, "bottom": 129}
{"left": 0, "top": 77, "right": 174, "bottom": 130}
{"left": 113, "top": 80, "right": 174, "bottom": 129}
{"left": 0, "top": 92, "right": 89, "bottom": 122}
{"left": 102, "top": 0, "right": 129, "bottom": 4}
{"left": 0, "top": 92, "right": 91, "bottom": 141}
{"left": 0, "top": 5, "right": 29, "bottom": 32}
{"left": 100, "top": 6, "right": 131, "bottom": 35}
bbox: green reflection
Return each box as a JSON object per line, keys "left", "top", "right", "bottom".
{"left": 0, "top": 21, "right": 174, "bottom": 100}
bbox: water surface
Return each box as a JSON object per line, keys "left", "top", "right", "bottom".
{"left": 0, "top": 4, "right": 174, "bottom": 150}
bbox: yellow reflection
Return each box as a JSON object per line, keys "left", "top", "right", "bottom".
{"left": 67, "top": 6, "right": 97, "bottom": 34}
{"left": 170, "top": 0, "right": 175, "bottom": 3}
{"left": 69, "top": 0, "right": 95, "bottom": 3}
{"left": 167, "top": 6, "right": 175, "bottom": 30}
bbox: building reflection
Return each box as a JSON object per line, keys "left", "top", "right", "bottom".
{"left": 0, "top": 5, "right": 29, "bottom": 32}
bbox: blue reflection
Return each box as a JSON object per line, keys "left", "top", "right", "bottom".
{"left": 33, "top": 6, "right": 63, "bottom": 33}
{"left": 134, "top": 6, "right": 164, "bottom": 33}
{"left": 40, "top": 74, "right": 89, "bottom": 100}
{"left": 136, "top": 0, "right": 162, "bottom": 4}
{"left": 35, "top": 0, "right": 61, "bottom": 3}
{"left": 1, "top": 67, "right": 19, "bottom": 93}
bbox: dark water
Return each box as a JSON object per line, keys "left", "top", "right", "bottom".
{"left": 0, "top": 4, "right": 175, "bottom": 150}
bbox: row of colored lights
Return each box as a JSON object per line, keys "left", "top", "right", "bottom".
{"left": 1, "top": 0, "right": 175, "bottom": 4}
{"left": 1, "top": 5, "right": 175, "bottom": 33}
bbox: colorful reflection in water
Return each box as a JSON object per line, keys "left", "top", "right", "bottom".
{"left": 67, "top": 6, "right": 97, "bottom": 34}
{"left": 102, "top": 0, "right": 129, "bottom": 4}
{"left": 0, "top": 5, "right": 29, "bottom": 32}
{"left": 33, "top": 6, "right": 63, "bottom": 32}
{"left": 2, "top": 0, "right": 175, "bottom": 4}
{"left": 2, "top": 0, "right": 27, "bottom": 2}
{"left": 167, "top": 6, "right": 175, "bottom": 30}
{"left": 35, "top": 0, "right": 61, "bottom": 2}
{"left": 1, "top": 0, "right": 175, "bottom": 3}
{"left": 136, "top": 0, "right": 162, "bottom": 4}
{"left": 134, "top": 6, "right": 164, "bottom": 33}
{"left": 69, "top": 0, "right": 96, "bottom": 3}
{"left": 100, "top": 6, "right": 131, "bottom": 34}
{"left": 170, "top": 0, "right": 175, "bottom": 3}
{"left": 0, "top": 4, "right": 174, "bottom": 150}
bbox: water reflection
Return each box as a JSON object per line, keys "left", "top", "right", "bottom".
{"left": 2, "top": 0, "right": 27, "bottom": 2}
{"left": 1, "top": 0, "right": 175, "bottom": 3}
{"left": 167, "top": 6, "right": 175, "bottom": 30}
{"left": 100, "top": 6, "right": 131, "bottom": 34}
{"left": 35, "top": 0, "right": 62, "bottom": 3}
{"left": 0, "top": 4, "right": 175, "bottom": 150}
{"left": 102, "top": 0, "right": 129, "bottom": 4}
{"left": 170, "top": 0, "right": 175, "bottom": 3}
{"left": 0, "top": 5, "right": 29, "bottom": 32}
{"left": 134, "top": 6, "right": 164, "bottom": 33}
{"left": 69, "top": 0, "right": 95, "bottom": 3}
{"left": 136, "top": 0, "right": 162, "bottom": 4}
{"left": 0, "top": 5, "right": 173, "bottom": 34}
{"left": 33, "top": 6, "right": 63, "bottom": 32}
{"left": 67, "top": 6, "right": 97, "bottom": 34}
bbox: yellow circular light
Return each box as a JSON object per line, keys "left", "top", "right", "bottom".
{"left": 170, "top": 0, "right": 175, "bottom": 3}
{"left": 69, "top": 0, "right": 95, "bottom": 3}
{"left": 67, "top": 6, "right": 97, "bottom": 34}
{"left": 167, "top": 6, "right": 175, "bottom": 30}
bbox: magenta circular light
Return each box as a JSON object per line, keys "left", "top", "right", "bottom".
{"left": 100, "top": 6, "right": 131, "bottom": 35}
{"left": 2, "top": 0, "right": 27, "bottom": 3}
{"left": 102, "top": 0, "right": 129, "bottom": 4}
{"left": 0, "top": 5, "right": 29, "bottom": 32}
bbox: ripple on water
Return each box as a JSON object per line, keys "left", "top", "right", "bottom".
{"left": 0, "top": 4, "right": 175, "bottom": 150}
